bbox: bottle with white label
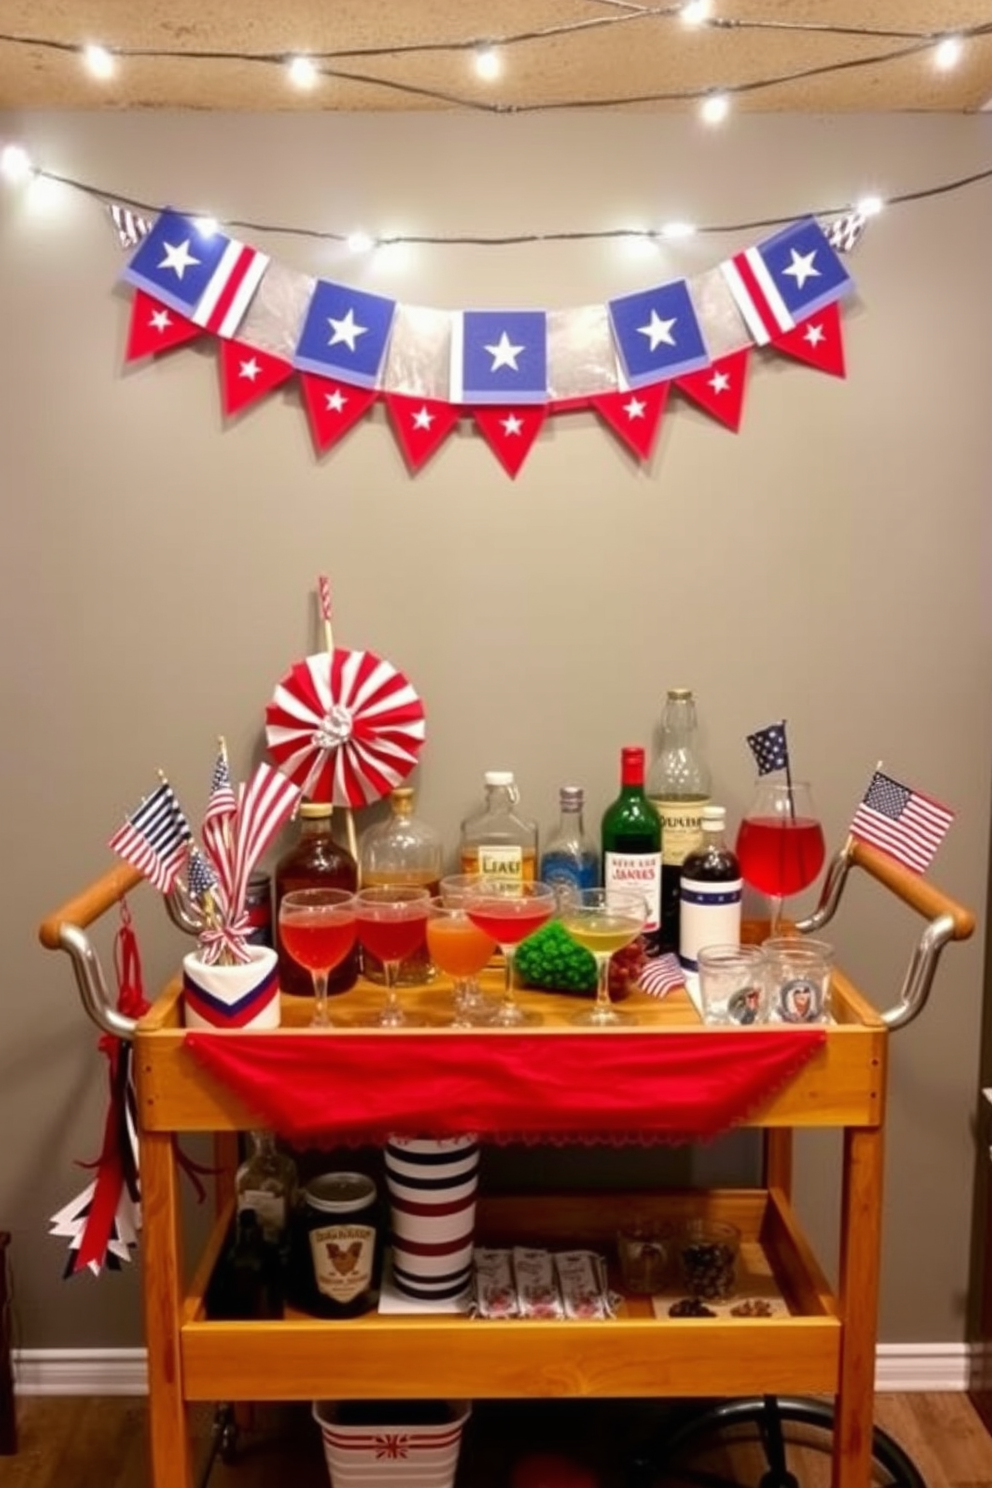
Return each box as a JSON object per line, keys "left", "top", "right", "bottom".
{"left": 235, "top": 1130, "right": 298, "bottom": 1252}
{"left": 459, "top": 770, "right": 538, "bottom": 882}
{"left": 601, "top": 746, "right": 663, "bottom": 957}
{"left": 678, "top": 805, "right": 743, "bottom": 976}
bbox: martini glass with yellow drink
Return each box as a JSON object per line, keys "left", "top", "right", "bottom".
{"left": 559, "top": 887, "right": 648, "bottom": 1027}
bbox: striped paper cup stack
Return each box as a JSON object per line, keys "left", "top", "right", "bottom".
{"left": 312, "top": 1400, "right": 470, "bottom": 1488}
{"left": 384, "top": 1136, "right": 479, "bottom": 1301}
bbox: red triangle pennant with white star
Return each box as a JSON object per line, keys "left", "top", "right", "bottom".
{"left": 220, "top": 339, "right": 294, "bottom": 416}
{"left": 473, "top": 407, "right": 547, "bottom": 478}
{"left": 770, "top": 303, "right": 846, "bottom": 378}
{"left": 125, "top": 291, "right": 204, "bottom": 363}
{"left": 675, "top": 349, "right": 749, "bottom": 432}
{"left": 591, "top": 383, "right": 670, "bottom": 460}
{"left": 300, "top": 374, "right": 377, "bottom": 454}
{"left": 385, "top": 394, "right": 461, "bottom": 472}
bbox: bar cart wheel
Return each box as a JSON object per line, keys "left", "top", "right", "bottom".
{"left": 630, "top": 1395, "right": 927, "bottom": 1488}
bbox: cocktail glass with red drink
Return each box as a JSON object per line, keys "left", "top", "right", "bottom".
{"left": 735, "top": 780, "right": 826, "bottom": 935}
{"left": 354, "top": 885, "right": 430, "bottom": 1028}
{"left": 464, "top": 879, "right": 557, "bottom": 1027}
{"left": 278, "top": 887, "right": 358, "bottom": 1029}
{"left": 426, "top": 898, "right": 498, "bottom": 1027}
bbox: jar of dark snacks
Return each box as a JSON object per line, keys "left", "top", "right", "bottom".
{"left": 678, "top": 1218, "right": 740, "bottom": 1301}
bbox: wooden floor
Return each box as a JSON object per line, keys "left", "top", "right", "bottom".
{"left": 5, "top": 1393, "right": 992, "bottom": 1488}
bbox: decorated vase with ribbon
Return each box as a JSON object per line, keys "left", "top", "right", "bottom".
{"left": 181, "top": 942, "right": 280, "bottom": 1031}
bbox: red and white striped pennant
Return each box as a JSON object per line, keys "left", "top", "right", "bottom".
{"left": 228, "top": 763, "right": 301, "bottom": 918}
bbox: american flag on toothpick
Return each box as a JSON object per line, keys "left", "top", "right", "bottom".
{"left": 746, "top": 720, "right": 790, "bottom": 776}
{"left": 108, "top": 780, "right": 192, "bottom": 892}
{"left": 202, "top": 745, "right": 238, "bottom": 902}
{"left": 849, "top": 769, "right": 954, "bottom": 875}
{"left": 639, "top": 953, "right": 685, "bottom": 999}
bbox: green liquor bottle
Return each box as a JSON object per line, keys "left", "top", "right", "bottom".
{"left": 601, "top": 746, "right": 663, "bottom": 957}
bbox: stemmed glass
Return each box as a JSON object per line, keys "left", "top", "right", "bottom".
{"left": 426, "top": 898, "right": 498, "bottom": 1027}
{"left": 735, "top": 780, "right": 826, "bottom": 936}
{"left": 558, "top": 887, "right": 648, "bottom": 1027}
{"left": 464, "top": 879, "right": 557, "bottom": 1028}
{"left": 277, "top": 887, "right": 357, "bottom": 1029}
{"left": 354, "top": 885, "right": 430, "bottom": 1028}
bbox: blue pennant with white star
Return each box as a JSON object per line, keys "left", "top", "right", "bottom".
{"left": 121, "top": 209, "right": 235, "bottom": 318}
{"left": 294, "top": 281, "right": 397, "bottom": 388}
{"left": 453, "top": 310, "right": 548, "bottom": 405}
{"left": 608, "top": 280, "right": 710, "bottom": 388}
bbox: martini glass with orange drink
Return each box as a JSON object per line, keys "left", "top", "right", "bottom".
{"left": 426, "top": 898, "right": 498, "bottom": 1027}
{"left": 464, "top": 879, "right": 557, "bottom": 1027}
{"left": 559, "top": 887, "right": 648, "bottom": 1027}
{"left": 354, "top": 885, "right": 430, "bottom": 1028}
{"left": 278, "top": 887, "right": 357, "bottom": 1029}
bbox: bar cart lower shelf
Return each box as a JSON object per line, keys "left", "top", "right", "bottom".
{"left": 38, "top": 840, "right": 975, "bottom": 1488}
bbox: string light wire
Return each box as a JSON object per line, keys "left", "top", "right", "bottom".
{"left": 12, "top": 158, "right": 992, "bottom": 248}
{"left": 0, "top": 15, "right": 989, "bottom": 113}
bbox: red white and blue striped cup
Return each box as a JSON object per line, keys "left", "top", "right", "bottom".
{"left": 384, "top": 1136, "right": 479, "bottom": 1301}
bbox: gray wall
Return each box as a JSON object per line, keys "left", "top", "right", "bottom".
{"left": 1, "top": 111, "right": 989, "bottom": 1351}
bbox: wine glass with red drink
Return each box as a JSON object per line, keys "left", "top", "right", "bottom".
{"left": 278, "top": 887, "right": 358, "bottom": 1029}
{"left": 735, "top": 780, "right": 826, "bottom": 935}
{"left": 354, "top": 885, "right": 431, "bottom": 1028}
{"left": 464, "top": 879, "right": 557, "bottom": 1027}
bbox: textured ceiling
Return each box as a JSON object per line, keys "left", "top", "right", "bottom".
{"left": 1, "top": 1, "right": 992, "bottom": 113}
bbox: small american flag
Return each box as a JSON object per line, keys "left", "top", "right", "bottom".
{"left": 108, "top": 781, "right": 192, "bottom": 892}
{"left": 202, "top": 749, "right": 237, "bottom": 899}
{"left": 849, "top": 769, "right": 954, "bottom": 875}
{"left": 186, "top": 847, "right": 218, "bottom": 904}
{"left": 108, "top": 201, "right": 152, "bottom": 251}
{"left": 746, "top": 721, "right": 790, "bottom": 776}
{"left": 228, "top": 762, "right": 301, "bottom": 918}
{"left": 639, "top": 953, "right": 685, "bottom": 999}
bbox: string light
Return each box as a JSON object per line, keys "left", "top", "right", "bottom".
{"left": 82, "top": 43, "right": 114, "bottom": 79}
{"left": 474, "top": 46, "right": 502, "bottom": 81}
{"left": 0, "top": 16, "right": 988, "bottom": 113}
{"left": 700, "top": 91, "right": 730, "bottom": 124}
{"left": 346, "top": 230, "right": 375, "bottom": 253}
{"left": 7, "top": 151, "right": 992, "bottom": 248}
{"left": 0, "top": 143, "right": 32, "bottom": 181}
{"left": 934, "top": 35, "right": 964, "bottom": 71}
{"left": 287, "top": 55, "right": 319, "bottom": 89}
{"left": 195, "top": 216, "right": 220, "bottom": 237}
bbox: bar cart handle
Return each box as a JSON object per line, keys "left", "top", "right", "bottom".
{"left": 795, "top": 839, "right": 975, "bottom": 1031}
{"left": 38, "top": 863, "right": 154, "bottom": 1040}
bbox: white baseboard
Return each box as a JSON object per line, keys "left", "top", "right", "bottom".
{"left": 11, "top": 1343, "right": 974, "bottom": 1397}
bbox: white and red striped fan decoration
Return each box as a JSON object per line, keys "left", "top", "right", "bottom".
{"left": 265, "top": 648, "right": 427, "bottom": 808}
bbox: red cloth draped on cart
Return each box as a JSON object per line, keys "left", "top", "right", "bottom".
{"left": 184, "top": 1029, "right": 826, "bottom": 1145}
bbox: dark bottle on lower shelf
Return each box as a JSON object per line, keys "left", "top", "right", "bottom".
{"left": 209, "top": 1209, "right": 283, "bottom": 1320}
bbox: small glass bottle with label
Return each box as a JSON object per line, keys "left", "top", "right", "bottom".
{"left": 678, "top": 805, "right": 743, "bottom": 977}
{"left": 235, "top": 1130, "right": 298, "bottom": 1254}
{"left": 302, "top": 1172, "right": 380, "bottom": 1318}
{"left": 647, "top": 687, "right": 712, "bottom": 955}
{"left": 459, "top": 770, "right": 538, "bottom": 883}
{"left": 540, "top": 786, "right": 599, "bottom": 896}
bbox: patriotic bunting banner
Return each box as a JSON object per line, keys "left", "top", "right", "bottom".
{"left": 118, "top": 207, "right": 860, "bottom": 477}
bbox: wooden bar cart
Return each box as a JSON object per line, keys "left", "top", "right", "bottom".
{"left": 38, "top": 842, "right": 974, "bottom": 1488}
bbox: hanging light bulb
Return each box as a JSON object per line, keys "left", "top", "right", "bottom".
{"left": 288, "top": 55, "right": 318, "bottom": 89}
{"left": 680, "top": 1, "right": 712, "bottom": 24}
{"left": 1, "top": 144, "right": 33, "bottom": 182}
{"left": 474, "top": 46, "right": 502, "bottom": 82}
{"left": 83, "top": 44, "right": 115, "bottom": 80}
{"left": 700, "top": 91, "right": 730, "bottom": 125}
{"left": 195, "top": 216, "right": 220, "bottom": 238}
{"left": 347, "top": 230, "right": 374, "bottom": 253}
{"left": 659, "top": 221, "right": 697, "bottom": 240}
{"left": 934, "top": 35, "right": 963, "bottom": 71}
{"left": 855, "top": 194, "right": 884, "bottom": 217}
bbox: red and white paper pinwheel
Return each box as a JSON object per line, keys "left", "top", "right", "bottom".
{"left": 265, "top": 648, "right": 427, "bottom": 808}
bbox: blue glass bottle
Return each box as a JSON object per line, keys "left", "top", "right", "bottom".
{"left": 540, "top": 786, "right": 599, "bottom": 894}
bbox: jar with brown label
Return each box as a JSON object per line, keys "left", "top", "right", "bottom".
{"left": 302, "top": 1172, "right": 379, "bottom": 1318}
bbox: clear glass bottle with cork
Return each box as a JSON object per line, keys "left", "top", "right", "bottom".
{"left": 274, "top": 802, "right": 359, "bottom": 996}
{"left": 459, "top": 770, "right": 538, "bottom": 883}
{"left": 647, "top": 688, "right": 712, "bottom": 955}
{"left": 235, "top": 1130, "right": 298, "bottom": 1253}
{"left": 359, "top": 786, "right": 442, "bottom": 986}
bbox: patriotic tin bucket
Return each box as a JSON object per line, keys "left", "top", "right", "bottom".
{"left": 181, "top": 945, "right": 280, "bottom": 1030}
{"left": 312, "top": 1400, "right": 470, "bottom": 1488}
